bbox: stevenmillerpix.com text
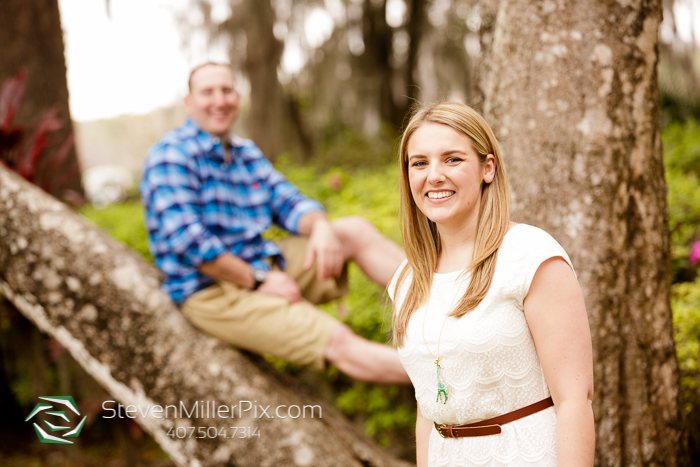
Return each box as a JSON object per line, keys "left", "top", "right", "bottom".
{"left": 102, "top": 400, "right": 322, "bottom": 419}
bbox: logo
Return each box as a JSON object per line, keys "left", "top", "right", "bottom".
{"left": 25, "top": 396, "right": 88, "bottom": 444}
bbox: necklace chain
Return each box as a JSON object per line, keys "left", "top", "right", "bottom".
{"left": 422, "top": 285, "right": 460, "bottom": 405}
{"left": 421, "top": 285, "right": 460, "bottom": 359}
{"left": 421, "top": 302, "right": 449, "bottom": 360}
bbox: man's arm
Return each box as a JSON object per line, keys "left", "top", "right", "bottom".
{"left": 142, "top": 144, "right": 300, "bottom": 302}
{"left": 255, "top": 156, "right": 344, "bottom": 281}
{"left": 198, "top": 253, "right": 255, "bottom": 289}
{"left": 141, "top": 146, "right": 228, "bottom": 272}
{"left": 198, "top": 254, "right": 301, "bottom": 303}
{"left": 296, "top": 210, "right": 327, "bottom": 236}
{"left": 297, "top": 211, "right": 344, "bottom": 281}
{"left": 262, "top": 154, "right": 326, "bottom": 236}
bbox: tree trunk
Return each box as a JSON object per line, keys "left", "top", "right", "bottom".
{"left": 358, "top": 0, "right": 401, "bottom": 130}
{"left": 0, "top": 0, "right": 83, "bottom": 203}
{"left": 477, "top": 0, "right": 689, "bottom": 465}
{"left": 0, "top": 166, "right": 411, "bottom": 467}
{"left": 239, "top": 0, "right": 315, "bottom": 160}
{"left": 405, "top": 0, "right": 427, "bottom": 111}
{"left": 241, "top": 0, "right": 285, "bottom": 160}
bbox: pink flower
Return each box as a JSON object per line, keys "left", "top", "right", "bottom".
{"left": 328, "top": 175, "right": 342, "bottom": 191}
{"left": 336, "top": 304, "right": 348, "bottom": 317}
{"left": 690, "top": 239, "right": 700, "bottom": 266}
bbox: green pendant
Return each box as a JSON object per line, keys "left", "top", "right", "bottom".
{"left": 435, "top": 358, "right": 449, "bottom": 404}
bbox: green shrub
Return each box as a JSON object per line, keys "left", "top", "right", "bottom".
{"left": 80, "top": 202, "right": 151, "bottom": 262}
{"left": 664, "top": 119, "right": 700, "bottom": 427}
{"left": 673, "top": 277, "right": 700, "bottom": 413}
{"left": 663, "top": 120, "right": 700, "bottom": 281}
{"left": 287, "top": 122, "right": 400, "bottom": 170}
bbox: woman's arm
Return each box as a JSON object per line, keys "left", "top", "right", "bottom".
{"left": 524, "top": 257, "right": 595, "bottom": 466}
{"left": 416, "top": 403, "right": 433, "bottom": 467}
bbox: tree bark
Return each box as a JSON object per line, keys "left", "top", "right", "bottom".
{"left": 357, "top": 0, "right": 402, "bottom": 130}
{"left": 0, "top": 165, "right": 411, "bottom": 467}
{"left": 0, "top": 0, "right": 82, "bottom": 202}
{"left": 405, "top": 0, "right": 427, "bottom": 110}
{"left": 241, "top": 0, "right": 287, "bottom": 161}
{"left": 477, "top": 0, "right": 689, "bottom": 465}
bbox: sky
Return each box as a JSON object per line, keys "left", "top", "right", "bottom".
{"left": 674, "top": 0, "right": 700, "bottom": 43}
{"left": 57, "top": 0, "right": 332, "bottom": 122}
{"left": 59, "top": 0, "right": 699, "bottom": 123}
{"left": 58, "top": 0, "right": 227, "bottom": 121}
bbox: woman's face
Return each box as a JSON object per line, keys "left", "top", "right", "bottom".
{"left": 406, "top": 123, "right": 495, "bottom": 232}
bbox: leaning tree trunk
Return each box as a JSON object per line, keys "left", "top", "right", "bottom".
{"left": 0, "top": 0, "right": 83, "bottom": 202}
{"left": 0, "top": 166, "right": 411, "bottom": 467}
{"left": 477, "top": 0, "right": 688, "bottom": 465}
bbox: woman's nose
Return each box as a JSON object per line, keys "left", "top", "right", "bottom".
{"left": 427, "top": 163, "right": 446, "bottom": 184}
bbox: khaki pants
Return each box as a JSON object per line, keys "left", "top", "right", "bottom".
{"left": 182, "top": 236, "right": 347, "bottom": 370}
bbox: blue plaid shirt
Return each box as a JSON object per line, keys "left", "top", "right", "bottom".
{"left": 140, "top": 119, "right": 324, "bottom": 305}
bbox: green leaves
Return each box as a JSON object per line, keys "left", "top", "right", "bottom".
{"left": 80, "top": 202, "right": 151, "bottom": 262}
{"left": 663, "top": 120, "right": 700, "bottom": 280}
{"left": 673, "top": 279, "right": 700, "bottom": 414}
{"left": 664, "top": 119, "right": 700, "bottom": 417}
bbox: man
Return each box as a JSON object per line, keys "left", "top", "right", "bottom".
{"left": 140, "top": 62, "right": 409, "bottom": 383}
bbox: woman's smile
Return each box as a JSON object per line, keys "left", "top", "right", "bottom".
{"left": 426, "top": 190, "right": 456, "bottom": 201}
{"left": 407, "top": 123, "right": 494, "bottom": 231}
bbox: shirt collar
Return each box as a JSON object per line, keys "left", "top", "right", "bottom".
{"left": 181, "top": 118, "right": 244, "bottom": 156}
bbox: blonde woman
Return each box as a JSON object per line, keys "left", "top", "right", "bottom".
{"left": 389, "top": 102, "right": 594, "bottom": 466}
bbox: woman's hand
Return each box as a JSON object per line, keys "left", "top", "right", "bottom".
{"left": 524, "top": 257, "right": 594, "bottom": 466}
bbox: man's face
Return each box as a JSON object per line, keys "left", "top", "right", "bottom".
{"left": 185, "top": 65, "right": 240, "bottom": 138}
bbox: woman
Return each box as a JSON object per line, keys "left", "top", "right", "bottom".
{"left": 389, "top": 102, "right": 594, "bottom": 466}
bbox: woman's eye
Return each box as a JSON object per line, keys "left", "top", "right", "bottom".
{"left": 411, "top": 161, "right": 427, "bottom": 167}
{"left": 447, "top": 157, "right": 463, "bottom": 163}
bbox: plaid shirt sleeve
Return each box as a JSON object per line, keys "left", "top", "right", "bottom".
{"left": 248, "top": 146, "right": 324, "bottom": 233}
{"left": 142, "top": 145, "right": 228, "bottom": 269}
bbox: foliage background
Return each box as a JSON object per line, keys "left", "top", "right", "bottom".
{"left": 664, "top": 119, "right": 700, "bottom": 459}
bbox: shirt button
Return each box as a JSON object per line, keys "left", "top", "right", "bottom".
{"left": 213, "top": 137, "right": 221, "bottom": 144}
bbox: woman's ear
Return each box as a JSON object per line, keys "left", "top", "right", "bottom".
{"left": 483, "top": 154, "right": 496, "bottom": 183}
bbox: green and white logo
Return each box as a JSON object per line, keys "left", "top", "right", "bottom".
{"left": 25, "top": 396, "right": 88, "bottom": 444}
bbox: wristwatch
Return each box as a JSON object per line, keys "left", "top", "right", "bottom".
{"left": 252, "top": 268, "right": 268, "bottom": 290}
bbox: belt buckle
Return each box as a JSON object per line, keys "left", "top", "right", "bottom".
{"left": 437, "top": 423, "right": 449, "bottom": 438}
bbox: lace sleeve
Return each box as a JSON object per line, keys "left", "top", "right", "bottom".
{"left": 517, "top": 228, "right": 576, "bottom": 307}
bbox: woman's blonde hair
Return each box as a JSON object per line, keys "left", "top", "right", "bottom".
{"left": 392, "top": 102, "right": 511, "bottom": 346}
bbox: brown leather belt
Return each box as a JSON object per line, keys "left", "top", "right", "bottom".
{"left": 434, "top": 396, "right": 554, "bottom": 438}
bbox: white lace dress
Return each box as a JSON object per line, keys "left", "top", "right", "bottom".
{"left": 389, "top": 224, "right": 574, "bottom": 466}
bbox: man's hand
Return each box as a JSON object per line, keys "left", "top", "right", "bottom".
{"left": 257, "top": 271, "right": 302, "bottom": 303}
{"left": 303, "top": 218, "right": 344, "bottom": 281}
